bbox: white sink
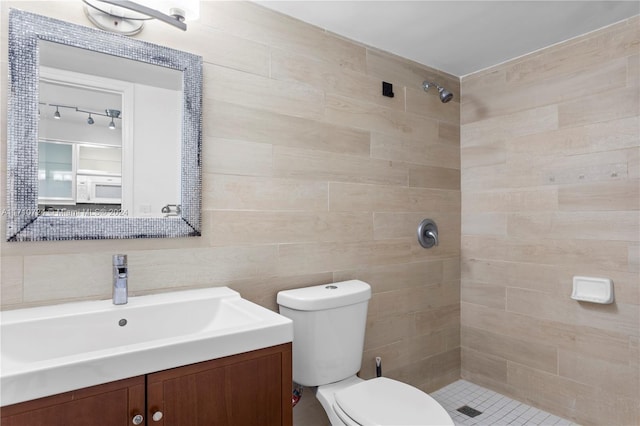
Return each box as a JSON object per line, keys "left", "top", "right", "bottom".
{"left": 0, "top": 287, "right": 293, "bottom": 406}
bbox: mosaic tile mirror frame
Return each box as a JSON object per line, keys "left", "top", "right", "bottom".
{"left": 6, "top": 9, "right": 202, "bottom": 242}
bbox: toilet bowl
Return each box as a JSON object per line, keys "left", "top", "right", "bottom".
{"left": 316, "top": 375, "right": 454, "bottom": 426}
{"left": 277, "top": 280, "right": 454, "bottom": 426}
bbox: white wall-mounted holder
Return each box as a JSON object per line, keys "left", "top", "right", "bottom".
{"left": 571, "top": 276, "right": 614, "bottom": 304}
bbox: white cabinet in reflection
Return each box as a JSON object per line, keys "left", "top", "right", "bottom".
{"left": 38, "top": 141, "right": 75, "bottom": 204}
{"left": 78, "top": 145, "right": 122, "bottom": 176}
{"left": 38, "top": 140, "right": 124, "bottom": 209}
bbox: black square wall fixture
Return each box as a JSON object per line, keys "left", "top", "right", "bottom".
{"left": 382, "top": 81, "right": 394, "bottom": 98}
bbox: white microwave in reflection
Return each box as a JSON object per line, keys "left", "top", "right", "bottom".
{"left": 76, "top": 175, "right": 122, "bottom": 204}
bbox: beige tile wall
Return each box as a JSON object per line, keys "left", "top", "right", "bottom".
{"left": 460, "top": 16, "right": 639, "bottom": 426}
{"left": 0, "top": 2, "right": 460, "bottom": 424}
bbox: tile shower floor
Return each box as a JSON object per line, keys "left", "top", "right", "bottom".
{"left": 431, "top": 380, "right": 578, "bottom": 426}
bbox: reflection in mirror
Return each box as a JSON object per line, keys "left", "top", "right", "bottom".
{"left": 39, "top": 78, "right": 124, "bottom": 213}
{"left": 7, "top": 9, "right": 202, "bottom": 241}
{"left": 38, "top": 41, "right": 182, "bottom": 218}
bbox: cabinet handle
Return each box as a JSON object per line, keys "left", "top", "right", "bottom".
{"left": 132, "top": 414, "right": 144, "bottom": 425}
{"left": 152, "top": 411, "right": 164, "bottom": 422}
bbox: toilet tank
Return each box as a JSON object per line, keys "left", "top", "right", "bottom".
{"left": 277, "top": 280, "right": 371, "bottom": 387}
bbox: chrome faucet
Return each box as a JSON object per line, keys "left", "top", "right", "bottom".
{"left": 112, "top": 254, "right": 128, "bottom": 305}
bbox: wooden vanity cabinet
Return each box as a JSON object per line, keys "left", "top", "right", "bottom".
{"left": 0, "top": 376, "right": 145, "bottom": 426}
{"left": 1, "top": 343, "right": 292, "bottom": 426}
{"left": 147, "top": 343, "right": 292, "bottom": 426}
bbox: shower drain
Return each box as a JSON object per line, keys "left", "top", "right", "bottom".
{"left": 457, "top": 405, "right": 482, "bottom": 418}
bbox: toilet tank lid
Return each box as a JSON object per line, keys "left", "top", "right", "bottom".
{"left": 277, "top": 280, "right": 372, "bottom": 311}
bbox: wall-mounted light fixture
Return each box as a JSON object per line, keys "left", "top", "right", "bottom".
{"left": 42, "top": 103, "right": 122, "bottom": 129}
{"left": 83, "top": 0, "right": 200, "bottom": 35}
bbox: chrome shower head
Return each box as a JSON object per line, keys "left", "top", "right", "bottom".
{"left": 422, "top": 81, "right": 454, "bottom": 103}
{"left": 438, "top": 87, "right": 453, "bottom": 103}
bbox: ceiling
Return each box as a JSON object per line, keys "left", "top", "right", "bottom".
{"left": 256, "top": 1, "right": 639, "bottom": 77}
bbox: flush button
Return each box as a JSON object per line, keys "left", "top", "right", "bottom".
{"left": 325, "top": 285, "right": 338, "bottom": 290}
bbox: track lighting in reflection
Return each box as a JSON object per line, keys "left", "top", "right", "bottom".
{"left": 106, "top": 109, "right": 120, "bottom": 130}
{"left": 45, "top": 104, "right": 121, "bottom": 129}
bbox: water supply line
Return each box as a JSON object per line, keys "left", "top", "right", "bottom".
{"left": 292, "top": 383, "right": 304, "bottom": 407}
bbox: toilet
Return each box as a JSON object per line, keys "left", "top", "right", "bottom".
{"left": 277, "top": 280, "right": 454, "bottom": 426}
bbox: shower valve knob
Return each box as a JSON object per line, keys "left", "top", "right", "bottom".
{"left": 417, "top": 219, "right": 439, "bottom": 249}
{"left": 425, "top": 230, "right": 438, "bottom": 246}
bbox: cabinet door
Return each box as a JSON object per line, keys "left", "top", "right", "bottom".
{"left": 147, "top": 343, "right": 292, "bottom": 426}
{"left": 38, "top": 141, "right": 75, "bottom": 203}
{"left": 0, "top": 376, "right": 145, "bottom": 426}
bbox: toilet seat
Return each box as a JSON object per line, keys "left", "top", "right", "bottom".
{"left": 333, "top": 400, "right": 364, "bottom": 426}
{"left": 333, "top": 377, "right": 454, "bottom": 426}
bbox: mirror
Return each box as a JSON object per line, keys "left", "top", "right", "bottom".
{"left": 7, "top": 9, "right": 202, "bottom": 241}
{"left": 38, "top": 40, "right": 182, "bottom": 218}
